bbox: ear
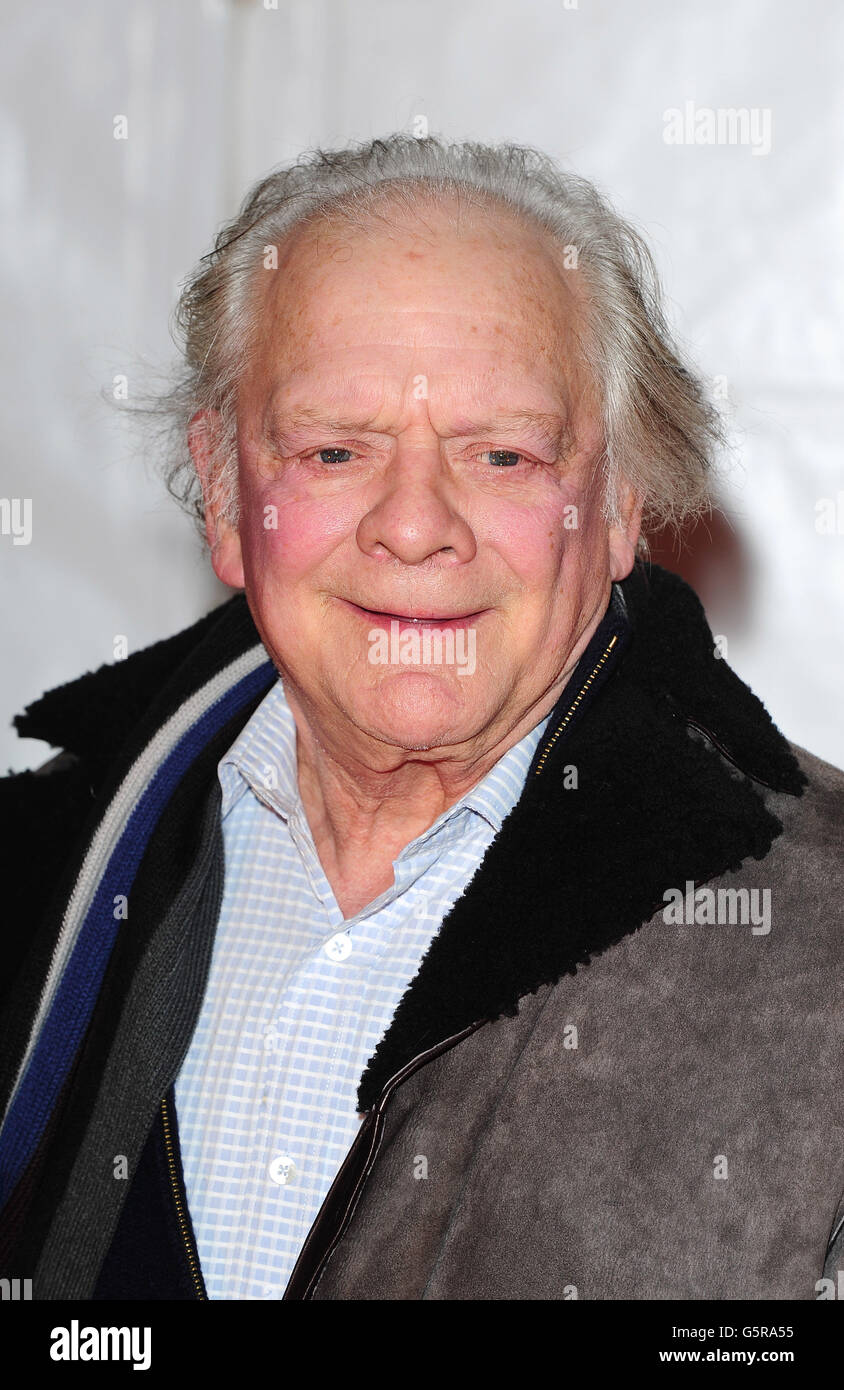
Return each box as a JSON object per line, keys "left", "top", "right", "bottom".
{"left": 607, "top": 481, "right": 644, "bottom": 582}
{"left": 188, "top": 410, "right": 245, "bottom": 589}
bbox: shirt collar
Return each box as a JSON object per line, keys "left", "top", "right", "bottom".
{"left": 218, "top": 678, "right": 301, "bottom": 821}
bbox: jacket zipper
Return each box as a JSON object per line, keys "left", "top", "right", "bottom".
{"left": 533, "top": 634, "right": 618, "bottom": 777}
{"left": 160, "top": 1093, "right": 207, "bottom": 1300}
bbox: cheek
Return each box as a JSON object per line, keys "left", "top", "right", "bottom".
{"left": 485, "top": 488, "right": 582, "bottom": 582}
{"left": 239, "top": 479, "right": 357, "bottom": 583}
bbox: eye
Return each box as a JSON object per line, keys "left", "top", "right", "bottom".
{"left": 314, "top": 447, "right": 355, "bottom": 464}
{"left": 481, "top": 449, "right": 525, "bottom": 468}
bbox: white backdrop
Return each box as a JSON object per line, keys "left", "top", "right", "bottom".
{"left": 2, "top": 0, "right": 842, "bottom": 771}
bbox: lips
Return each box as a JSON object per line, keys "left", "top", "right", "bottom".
{"left": 361, "top": 607, "right": 477, "bottom": 622}
{"left": 340, "top": 598, "right": 485, "bottom": 625}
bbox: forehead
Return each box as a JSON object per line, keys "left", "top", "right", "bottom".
{"left": 251, "top": 197, "right": 585, "bottom": 372}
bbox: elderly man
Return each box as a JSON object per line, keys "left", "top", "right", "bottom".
{"left": 1, "top": 135, "right": 841, "bottom": 1302}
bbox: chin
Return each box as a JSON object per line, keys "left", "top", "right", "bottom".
{"left": 351, "top": 672, "right": 483, "bottom": 750}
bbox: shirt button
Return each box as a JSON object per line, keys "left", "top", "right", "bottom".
{"left": 268, "top": 1154, "right": 297, "bottom": 1186}
{"left": 324, "top": 931, "right": 353, "bottom": 961}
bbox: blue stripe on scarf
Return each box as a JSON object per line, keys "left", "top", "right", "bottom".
{"left": 0, "top": 659, "right": 275, "bottom": 1207}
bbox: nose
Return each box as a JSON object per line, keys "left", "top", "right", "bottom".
{"left": 356, "top": 432, "right": 476, "bottom": 567}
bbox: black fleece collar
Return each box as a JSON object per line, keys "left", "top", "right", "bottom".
{"left": 11, "top": 563, "right": 805, "bottom": 1111}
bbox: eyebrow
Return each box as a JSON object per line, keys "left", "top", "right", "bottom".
{"left": 264, "top": 406, "right": 571, "bottom": 455}
{"left": 455, "top": 411, "right": 571, "bottom": 454}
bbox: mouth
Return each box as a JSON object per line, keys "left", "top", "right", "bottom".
{"left": 339, "top": 598, "right": 487, "bottom": 630}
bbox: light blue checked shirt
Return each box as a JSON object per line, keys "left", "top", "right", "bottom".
{"left": 174, "top": 676, "right": 551, "bottom": 1300}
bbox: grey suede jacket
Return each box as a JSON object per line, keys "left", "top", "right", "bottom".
{"left": 1, "top": 563, "right": 842, "bottom": 1300}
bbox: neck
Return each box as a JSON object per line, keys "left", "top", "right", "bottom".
{"left": 289, "top": 678, "right": 559, "bottom": 876}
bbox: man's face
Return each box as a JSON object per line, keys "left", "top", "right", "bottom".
{"left": 196, "top": 200, "right": 640, "bottom": 764}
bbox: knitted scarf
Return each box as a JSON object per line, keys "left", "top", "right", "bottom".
{"left": 0, "top": 644, "right": 274, "bottom": 1208}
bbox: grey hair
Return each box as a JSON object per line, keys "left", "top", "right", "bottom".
{"left": 146, "top": 132, "right": 725, "bottom": 540}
